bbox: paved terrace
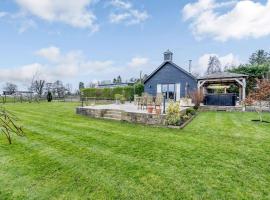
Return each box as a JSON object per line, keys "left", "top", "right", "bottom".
{"left": 83, "top": 102, "right": 188, "bottom": 114}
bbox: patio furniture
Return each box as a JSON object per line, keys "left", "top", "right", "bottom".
{"left": 134, "top": 95, "right": 139, "bottom": 105}
{"left": 155, "top": 93, "right": 163, "bottom": 109}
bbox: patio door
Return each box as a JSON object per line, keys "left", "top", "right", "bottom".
{"left": 160, "top": 84, "right": 176, "bottom": 100}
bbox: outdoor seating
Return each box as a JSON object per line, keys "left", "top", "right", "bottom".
{"left": 155, "top": 93, "right": 163, "bottom": 109}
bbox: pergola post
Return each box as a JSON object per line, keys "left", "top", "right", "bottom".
{"left": 239, "top": 87, "right": 242, "bottom": 101}
{"left": 242, "top": 78, "right": 246, "bottom": 101}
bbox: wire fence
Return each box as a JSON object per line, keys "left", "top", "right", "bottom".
{"left": 0, "top": 95, "right": 82, "bottom": 104}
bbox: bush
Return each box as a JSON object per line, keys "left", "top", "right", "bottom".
{"left": 115, "top": 94, "right": 122, "bottom": 100}
{"left": 186, "top": 108, "right": 196, "bottom": 115}
{"left": 181, "top": 115, "right": 190, "bottom": 122}
{"left": 47, "top": 91, "right": 52, "bottom": 102}
{"left": 166, "top": 101, "right": 181, "bottom": 126}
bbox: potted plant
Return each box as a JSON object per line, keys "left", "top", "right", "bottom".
{"left": 155, "top": 107, "right": 161, "bottom": 115}
{"left": 147, "top": 104, "right": 154, "bottom": 113}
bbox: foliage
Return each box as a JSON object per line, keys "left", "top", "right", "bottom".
{"left": 47, "top": 91, "right": 53, "bottom": 102}
{"left": 228, "top": 63, "right": 270, "bottom": 93}
{"left": 166, "top": 101, "right": 181, "bottom": 126}
{"left": 249, "top": 49, "right": 270, "bottom": 65}
{"left": 0, "top": 107, "right": 24, "bottom": 144}
{"left": 181, "top": 114, "right": 190, "bottom": 121}
{"left": 189, "top": 90, "right": 204, "bottom": 110}
{"left": 114, "top": 94, "right": 126, "bottom": 104}
{"left": 82, "top": 83, "right": 144, "bottom": 100}
{"left": 206, "top": 56, "right": 222, "bottom": 75}
{"left": 186, "top": 108, "right": 196, "bottom": 116}
{"left": 245, "top": 79, "right": 270, "bottom": 122}
{"left": 114, "top": 94, "right": 122, "bottom": 100}
{"left": 79, "top": 82, "right": 85, "bottom": 90}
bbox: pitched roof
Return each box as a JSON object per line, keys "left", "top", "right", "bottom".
{"left": 198, "top": 72, "right": 248, "bottom": 80}
{"left": 143, "top": 61, "right": 197, "bottom": 83}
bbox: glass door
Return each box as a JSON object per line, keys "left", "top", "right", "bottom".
{"left": 161, "top": 84, "right": 176, "bottom": 100}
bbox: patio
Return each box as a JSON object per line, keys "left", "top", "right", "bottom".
{"left": 76, "top": 102, "right": 188, "bottom": 126}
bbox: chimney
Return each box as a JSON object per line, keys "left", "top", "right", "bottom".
{"left": 189, "top": 60, "right": 192, "bottom": 73}
{"left": 164, "top": 50, "right": 173, "bottom": 62}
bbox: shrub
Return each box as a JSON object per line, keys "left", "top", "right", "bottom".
{"left": 115, "top": 94, "right": 122, "bottom": 100}
{"left": 186, "top": 108, "right": 196, "bottom": 115}
{"left": 166, "top": 101, "right": 181, "bottom": 126}
{"left": 120, "top": 96, "right": 126, "bottom": 104}
{"left": 47, "top": 91, "right": 52, "bottom": 102}
{"left": 0, "top": 108, "right": 24, "bottom": 144}
{"left": 189, "top": 90, "right": 204, "bottom": 109}
{"left": 81, "top": 83, "right": 144, "bottom": 101}
{"left": 181, "top": 115, "right": 190, "bottom": 122}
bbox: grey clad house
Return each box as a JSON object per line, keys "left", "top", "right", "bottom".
{"left": 144, "top": 50, "right": 197, "bottom": 100}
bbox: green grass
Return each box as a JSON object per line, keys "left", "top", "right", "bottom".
{"left": 0, "top": 102, "right": 270, "bottom": 199}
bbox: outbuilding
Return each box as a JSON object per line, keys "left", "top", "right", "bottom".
{"left": 144, "top": 50, "right": 197, "bottom": 100}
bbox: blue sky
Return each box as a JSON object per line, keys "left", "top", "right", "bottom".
{"left": 0, "top": 0, "right": 270, "bottom": 90}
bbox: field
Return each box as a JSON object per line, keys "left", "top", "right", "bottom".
{"left": 0, "top": 102, "right": 270, "bottom": 199}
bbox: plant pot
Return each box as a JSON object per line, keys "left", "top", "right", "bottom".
{"left": 155, "top": 108, "right": 161, "bottom": 115}
{"left": 147, "top": 106, "right": 153, "bottom": 113}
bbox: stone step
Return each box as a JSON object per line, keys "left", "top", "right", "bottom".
{"left": 103, "top": 113, "right": 122, "bottom": 118}
{"left": 102, "top": 117, "right": 122, "bottom": 121}
{"left": 106, "top": 110, "right": 122, "bottom": 115}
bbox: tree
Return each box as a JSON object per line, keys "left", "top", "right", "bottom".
{"left": 52, "top": 80, "right": 66, "bottom": 98}
{"left": 229, "top": 63, "right": 270, "bottom": 94}
{"left": 65, "top": 83, "right": 72, "bottom": 95}
{"left": 113, "top": 78, "right": 117, "bottom": 83}
{"left": 0, "top": 108, "right": 24, "bottom": 144}
{"left": 249, "top": 50, "right": 270, "bottom": 65}
{"left": 79, "top": 82, "right": 85, "bottom": 90}
{"left": 31, "top": 80, "right": 45, "bottom": 97}
{"left": 245, "top": 79, "right": 270, "bottom": 122}
{"left": 117, "top": 75, "right": 122, "bottom": 83}
{"left": 47, "top": 91, "right": 53, "bottom": 102}
{"left": 206, "top": 56, "right": 222, "bottom": 74}
{"left": 3, "top": 82, "right": 17, "bottom": 94}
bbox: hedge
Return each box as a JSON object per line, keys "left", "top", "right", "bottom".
{"left": 81, "top": 83, "right": 144, "bottom": 100}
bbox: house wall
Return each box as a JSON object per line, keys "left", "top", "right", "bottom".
{"left": 144, "top": 62, "right": 197, "bottom": 97}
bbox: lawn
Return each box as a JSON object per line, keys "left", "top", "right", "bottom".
{"left": 0, "top": 102, "right": 270, "bottom": 199}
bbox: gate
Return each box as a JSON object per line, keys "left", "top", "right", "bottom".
{"left": 204, "top": 93, "right": 237, "bottom": 106}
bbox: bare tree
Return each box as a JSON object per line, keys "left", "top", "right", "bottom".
{"left": 245, "top": 79, "right": 270, "bottom": 122}
{"left": 31, "top": 80, "right": 46, "bottom": 97}
{"left": 206, "top": 56, "right": 222, "bottom": 75}
{"left": 52, "top": 80, "right": 66, "bottom": 98}
{"left": 3, "top": 82, "right": 17, "bottom": 94}
{"left": 65, "top": 83, "right": 72, "bottom": 95}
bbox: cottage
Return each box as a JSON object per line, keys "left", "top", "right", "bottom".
{"left": 144, "top": 50, "right": 197, "bottom": 100}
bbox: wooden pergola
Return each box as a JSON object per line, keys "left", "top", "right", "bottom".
{"left": 197, "top": 72, "right": 248, "bottom": 103}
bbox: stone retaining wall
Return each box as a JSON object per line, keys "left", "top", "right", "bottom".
{"left": 76, "top": 107, "right": 187, "bottom": 126}
{"left": 76, "top": 107, "right": 168, "bottom": 125}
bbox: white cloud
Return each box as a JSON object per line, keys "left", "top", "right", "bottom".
{"left": 36, "top": 46, "right": 61, "bottom": 62}
{"left": 15, "top": 0, "right": 99, "bottom": 32}
{"left": 0, "top": 12, "right": 8, "bottom": 18}
{"left": 182, "top": 0, "right": 270, "bottom": 41}
{"left": 0, "top": 46, "right": 116, "bottom": 84}
{"left": 194, "top": 53, "right": 241, "bottom": 74}
{"left": 128, "top": 57, "right": 149, "bottom": 68}
{"left": 109, "top": 0, "right": 149, "bottom": 25}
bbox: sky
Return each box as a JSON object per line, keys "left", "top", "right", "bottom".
{"left": 0, "top": 0, "right": 270, "bottom": 91}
